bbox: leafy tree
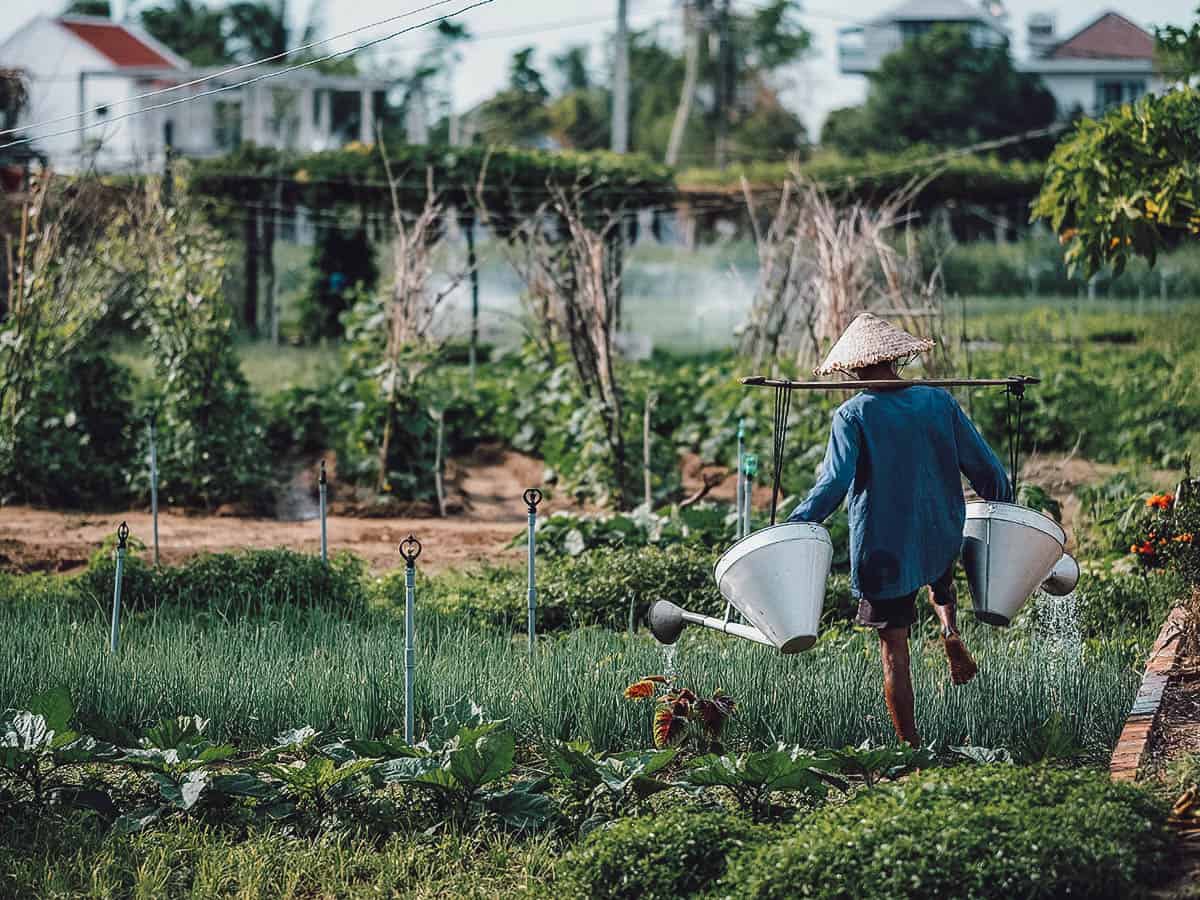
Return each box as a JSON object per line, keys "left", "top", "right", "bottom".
{"left": 553, "top": 45, "right": 591, "bottom": 93}
{"left": 741, "top": 0, "right": 811, "bottom": 71}
{"left": 1156, "top": 7, "right": 1200, "bottom": 79}
{"left": 548, "top": 89, "right": 610, "bottom": 150}
{"left": 399, "top": 19, "right": 471, "bottom": 144}
{"left": 470, "top": 48, "right": 552, "bottom": 147}
{"left": 111, "top": 185, "right": 271, "bottom": 509}
{"left": 139, "top": 0, "right": 229, "bottom": 67}
{"left": 1032, "top": 86, "right": 1200, "bottom": 278}
{"left": 466, "top": 9, "right": 809, "bottom": 163}
{"left": 0, "top": 178, "right": 126, "bottom": 490}
{"left": 822, "top": 25, "right": 1056, "bottom": 159}
{"left": 225, "top": 0, "right": 356, "bottom": 74}
{"left": 61, "top": 0, "right": 111, "bottom": 15}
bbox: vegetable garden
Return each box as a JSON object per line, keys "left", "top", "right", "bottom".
{"left": 6, "top": 103, "right": 1200, "bottom": 895}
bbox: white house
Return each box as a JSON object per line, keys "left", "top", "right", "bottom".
{"left": 1018, "top": 11, "right": 1164, "bottom": 118}
{"left": 837, "top": 2, "right": 1164, "bottom": 122}
{"left": 0, "top": 15, "right": 396, "bottom": 173}
{"left": 838, "top": 0, "right": 1010, "bottom": 76}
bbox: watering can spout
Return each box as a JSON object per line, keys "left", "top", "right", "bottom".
{"left": 648, "top": 600, "right": 779, "bottom": 651}
{"left": 1040, "top": 553, "right": 1080, "bottom": 597}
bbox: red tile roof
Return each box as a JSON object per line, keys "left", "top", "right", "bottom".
{"left": 57, "top": 18, "right": 181, "bottom": 69}
{"left": 1051, "top": 11, "right": 1155, "bottom": 60}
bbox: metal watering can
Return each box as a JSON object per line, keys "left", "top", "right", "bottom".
{"left": 649, "top": 504, "right": 1080, "bottom": 652}
{"left": 963, "top": 500, "right": 1079, "bottom": 626}
{"left": 650, "top": 522, "right": 833, "bottom": 654}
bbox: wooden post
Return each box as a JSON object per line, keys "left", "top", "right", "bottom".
{"left": 243, "top": 206, "right": 259, "bottom": 336}
{"left": 262, "top": 180, "right": 278, "bottom": 344}
{"left": 466, "top": 212, "right": 479, "bottom": 381}
{"left": 643, "top": 393, "right": 656, "bottom": 509}
{"left": 434, "top": 408, "right": 446, "bottom": 518}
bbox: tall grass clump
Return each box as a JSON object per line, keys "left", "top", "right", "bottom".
{"left": 74, "top": 548, "right": 368, "bottom": 616}
{"left": 0, "top": 593, "right": 1137, "bottom": 758}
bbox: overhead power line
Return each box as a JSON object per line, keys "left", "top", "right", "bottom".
{"left": 0, "top": 0, "right": 495, "bottom": 153}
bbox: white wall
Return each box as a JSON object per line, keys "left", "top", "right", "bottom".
{"left": 0, "top": 18, "right": 152, "bottom": 171}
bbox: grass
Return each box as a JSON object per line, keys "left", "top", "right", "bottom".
{"left": 0, "top": 816, "right": 561, "bottom": 899}
{"left": 0, "top": 595, "right": 1137, "bottom": 760}
{"left": 111, "top": 338, "right": 342, "bottom": 397}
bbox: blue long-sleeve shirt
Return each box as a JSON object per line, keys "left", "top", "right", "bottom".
{"left": 787, "top": 385, "right": 1012, "bottom": 600}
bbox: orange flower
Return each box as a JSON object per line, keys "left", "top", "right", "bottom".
{"left": 1175, "top": 533, "right": 1194, "bottom": 544}
{"left": 1058, "top": 228, "right": 1078, "bottom": 245}
{"left": 1147, "top": 493, "right": 1175, "bottom": 510}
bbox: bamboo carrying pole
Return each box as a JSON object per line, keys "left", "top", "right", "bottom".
{"left": 399, "top": 535, "right": 422, "bottom": 744}
{"left": 745, "top": 374, "right": 1039, "bottom": 525}
{"left": 740, "top": 375, "right": 1040, "bottom": 391}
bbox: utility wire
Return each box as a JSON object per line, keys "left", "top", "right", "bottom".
{"left": 0, "top": 0, "right": 466, "bottom": 140}
{"left": 0, "top": 0, "right": 495, "bottom": 153}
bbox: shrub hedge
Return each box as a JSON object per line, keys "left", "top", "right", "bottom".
{"left": 398, "top": 545, "right": 724, "bottom": 631}
{"left": 723, "top": 765, "right": 1171, "bottom": 900}
{"left": 559, "top": 808, "right": 768, "bottom": 900}
{"left": 75, "top": 548, "right": 368, "bottom": 615}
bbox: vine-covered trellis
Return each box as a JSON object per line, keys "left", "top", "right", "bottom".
{"left": 189, "top": 144, "right": 676, "bottom": 345}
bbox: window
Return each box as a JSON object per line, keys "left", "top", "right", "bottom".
{"left": 1095, "top": 80, "right": 1146, "bottom": 112}
{"left": 899, "top": 21, "right": 933, "bottom": 41}
{"left": 214, "top": 100, "right": 242, "bottom": 151}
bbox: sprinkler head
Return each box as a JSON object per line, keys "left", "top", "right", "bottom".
{"left": 648, "top": 600, "right": 685, "bottom": 645}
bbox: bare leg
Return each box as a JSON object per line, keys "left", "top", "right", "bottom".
{"left": 930, "top": 581, "right": 959, "bottom": 634}
{"left": 878, "top": 626, "right": 919, "bottom": 746}
{"left": 930, "top": 580, "right": 978, "bottom": 685}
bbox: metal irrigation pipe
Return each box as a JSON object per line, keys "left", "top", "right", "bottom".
{"left": 524, "top": 488, "right": 543, "bottom": 656}
{"left": 742, "top": 453, "right": 758, "bottom": 537}
{"left": 399, "top": 534, "right": 422, "bottom": 744}
{"left": 110, "top": 521, "right": 129, "bottom": 654}
{"left": 735, "top": 419, "right": 745, "bottom": 541}
{"left": 147, "top": 415, "right": 160, "bottom": 568}
{"left": 319, "top": 460, "right": 328, "bottom": 565}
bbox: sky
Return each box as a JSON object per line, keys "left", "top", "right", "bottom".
{"left": 2, "top": 0, "right": 1197, "bottom": 139}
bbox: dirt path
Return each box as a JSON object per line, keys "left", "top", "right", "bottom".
{"left": 0, "top": 450, "right": 1180, "bottom": 577}
{"left": 0, "top": 445, "right": 551, "bottom": 575}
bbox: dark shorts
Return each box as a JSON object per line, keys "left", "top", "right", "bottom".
{"left": 856, "top": 560, "right": 958, "bottom": 631}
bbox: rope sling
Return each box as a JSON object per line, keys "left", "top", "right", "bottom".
{"left": 754, "top": 376, "right": 1036, "bottom": 528}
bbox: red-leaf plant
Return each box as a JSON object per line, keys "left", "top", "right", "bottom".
{"left": 624, "top": 676, "right": 735, "bottom": 754}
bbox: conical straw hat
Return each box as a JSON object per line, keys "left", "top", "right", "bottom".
{"left": 814, "top": 312, "right": 936, "bottom": 377}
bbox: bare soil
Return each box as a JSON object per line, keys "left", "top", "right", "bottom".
{"left": 0, "top": 450, "right": 1182, "bottom": 577}
{"left": 0, "top": 444, "right": 555, "bottom": 575}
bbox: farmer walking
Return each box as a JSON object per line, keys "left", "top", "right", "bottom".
{"left": 787, "top": 313, "right": 1012, "bottom": 747}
